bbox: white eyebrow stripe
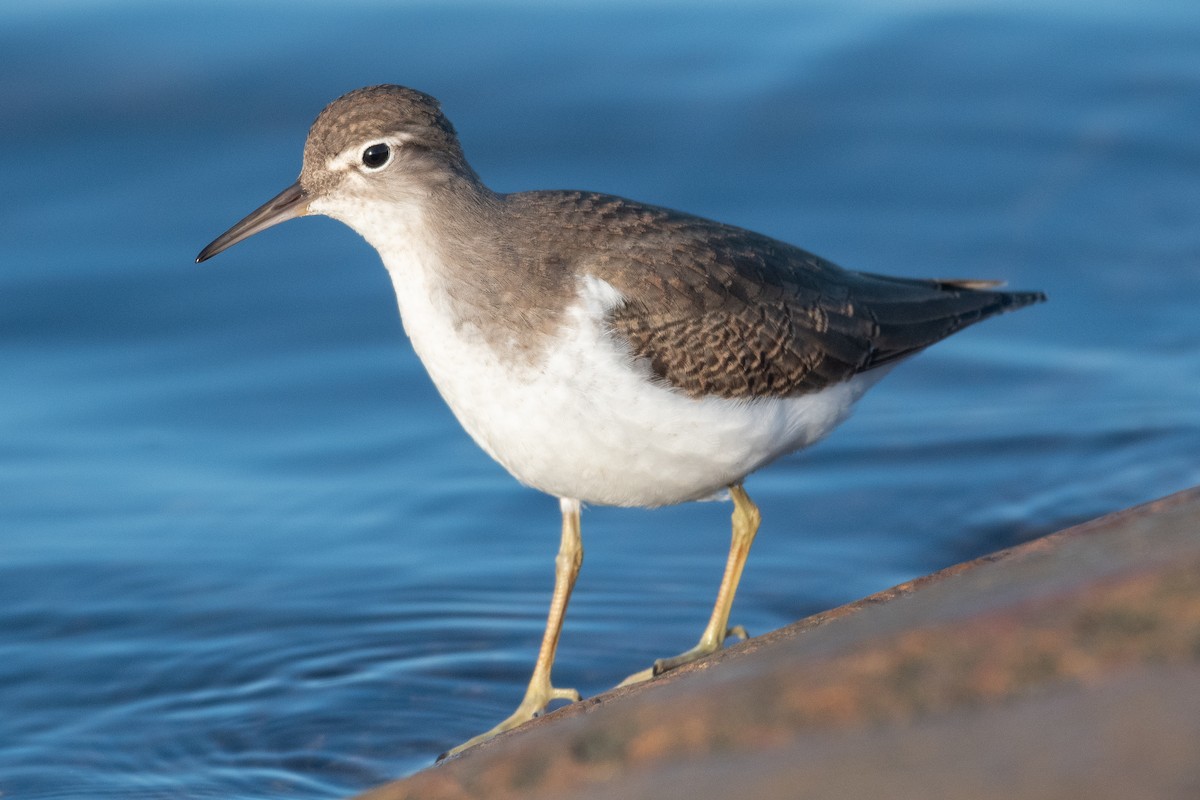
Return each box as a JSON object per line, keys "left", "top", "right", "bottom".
{"left": 325, "top": 132, "right": 417, "bottom": 172}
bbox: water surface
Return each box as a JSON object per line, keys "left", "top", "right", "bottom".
{"left": 2, "top": 1, "right": 1199, "bottom": 797}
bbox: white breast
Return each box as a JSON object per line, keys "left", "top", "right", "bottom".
{"left": 368, "top": 211, "right": 886, "bottom": 508}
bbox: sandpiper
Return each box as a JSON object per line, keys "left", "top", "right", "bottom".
{"left": 197, "top": 84, "right": 1044, "bottom": 755}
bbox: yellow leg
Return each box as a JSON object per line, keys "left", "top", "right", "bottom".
{"left": 443, "top": 498, "right": 584, "bottom": 757}
{"left": 620, "top": 484, "right": 761, "bottom": 686}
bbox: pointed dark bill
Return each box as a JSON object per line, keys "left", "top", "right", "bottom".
{"left": 196, "top": 182, "right": 310, "bottom": 263}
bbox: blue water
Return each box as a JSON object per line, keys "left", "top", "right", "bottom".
{"left": 3, "top": 1, "right": 1199, "bottom": 796}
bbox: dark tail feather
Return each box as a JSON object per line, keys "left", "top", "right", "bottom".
{"left": 850, "top": 279, "right": 1046, "bottom": 370}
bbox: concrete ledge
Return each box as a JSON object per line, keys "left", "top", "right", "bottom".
{"left": 353, "top": 487, "right": 1200, "bottom": 800}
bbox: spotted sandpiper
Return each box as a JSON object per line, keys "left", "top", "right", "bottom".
{"left": 197, "top": 84, "right": 1045, "bottom": 756}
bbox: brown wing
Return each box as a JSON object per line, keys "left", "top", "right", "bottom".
{"left": 502, "top": 191, "right": 1044, "bottom": 400}
{"left": 607, "top": 272, "right": 1044, "bottom": 399}
{"left": 581, "top": 201, "right": 1043, "bottom": 399}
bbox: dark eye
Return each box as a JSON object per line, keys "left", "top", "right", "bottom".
{"left": 361, "top": 143, "right": 391, "bottom": 169}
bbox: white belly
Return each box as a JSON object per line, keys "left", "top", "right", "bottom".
{"left": 383, "top": 249, "right": 887, "bottom": 508}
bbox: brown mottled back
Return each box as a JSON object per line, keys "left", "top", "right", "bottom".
{"left": 500, "top": 191, "right": 1045, "bottom": 400}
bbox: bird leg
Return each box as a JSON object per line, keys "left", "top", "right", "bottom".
{"left": 619, "top": 484, "right": 761, "bottom": 686}
{"left": 443, "top": 498, "right": 584, "bottom": 757}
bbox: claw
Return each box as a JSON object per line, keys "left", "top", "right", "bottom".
{"left": 441, "top": 680, "right": 582, "bottom": 759}
{"left": 616, "top": 665, "right": 655, "bottom": 688}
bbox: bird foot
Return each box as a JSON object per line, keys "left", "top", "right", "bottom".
{"left": 439, "top": 682, "right": 580, "bottom": 760}
{"left": 616, "top": 625, "right": 749, "bottom": 688}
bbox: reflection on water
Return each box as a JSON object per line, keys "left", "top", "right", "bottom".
{"left": 2, "top": 2, "right": 1200, "bottom": 797}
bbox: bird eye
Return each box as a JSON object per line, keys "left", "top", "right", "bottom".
{"left": 361, "top": 143, "right": 392, "bottom": 170}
